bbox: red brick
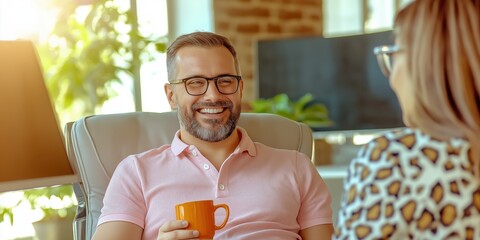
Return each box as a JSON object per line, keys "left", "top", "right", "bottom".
{"left": 288, "top": 25, "right": 315, "bottom": 35}
{"left": 216, "top": 21, "right": 230, "bottom": 31}
{"left": 280, "top": 0, "right": 319, "bottom": 5}
{"left": 278, "top": 9, "right": 302, "bottom": 20}
{"left": 293, "top": 0, "right": 321, "bottom": 5}
{"left": 212, "top": 0, "right": 324, "bottom": 104}
{"left": 227, "top": 7, "right": 270, "bottom": 18}
{"left": 236, "top": 23, "right": 261, "bottom": 33}
{"left": 310, "top": 13, "right": 321, "bottom": 21}
{"left": 267, "top": 23, "right": 282, "bottom": 33}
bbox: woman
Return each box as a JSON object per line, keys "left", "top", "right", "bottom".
{"left": 335, "top": 1, "right": 480, "bottom": 239}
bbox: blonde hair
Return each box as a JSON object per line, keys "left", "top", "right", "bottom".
{"left": 395, "top": 0, "right": 480, "bottom": 174}
{"left": 166, "top": 32, "right": 241, "bottom": 81}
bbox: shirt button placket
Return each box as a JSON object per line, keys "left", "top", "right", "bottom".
{"left": 203, "top": 164, "right": 210, "bottom": 170}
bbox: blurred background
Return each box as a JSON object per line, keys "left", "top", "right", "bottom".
{"left": 0, "top": 0, "right": 411, "bottom": 239}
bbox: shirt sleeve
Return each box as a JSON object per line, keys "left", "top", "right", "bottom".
{"left": 296, "top": 151, "right": 333, "bottom": 229}
{"left": 97, "top": 155, "right": 147, "bottom": 228}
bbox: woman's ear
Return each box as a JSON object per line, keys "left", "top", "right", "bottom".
{"left": 164, "top": 84, "right": 177, "bottom": 110}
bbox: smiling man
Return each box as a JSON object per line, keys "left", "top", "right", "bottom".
{"left": 92, "top": 32, "right": 333, "bottom": 240}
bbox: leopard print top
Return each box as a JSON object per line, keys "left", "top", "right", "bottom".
{"left": 334, "top": 128, "right": 480, "bottom": 240}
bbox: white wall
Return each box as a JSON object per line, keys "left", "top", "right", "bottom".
{"left": 166, "top": 0, "right": 214, "bottom": 44}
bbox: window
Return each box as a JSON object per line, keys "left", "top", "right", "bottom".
{"left": 323, "top": 0, "right": 414, "bottom": 36}
{"left": 0, "top": 0, "right": 169, "bottom": 238}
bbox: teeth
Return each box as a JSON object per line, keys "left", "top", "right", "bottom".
{"left": 200, "top": 108, "right": 223, "bottom": 114}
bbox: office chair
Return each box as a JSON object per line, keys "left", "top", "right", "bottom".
{"left": 65, "top": 111, "right": 314, "bottom": 240}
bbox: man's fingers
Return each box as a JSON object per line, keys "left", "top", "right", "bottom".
{"left": 157, "top": 220, "right": 199, "bottom": 240}
{"left": 159, "top": 220, "right": 188, "bottom": 232}
{"left": 158, "top": 229, "right": 199, "bottom": 240}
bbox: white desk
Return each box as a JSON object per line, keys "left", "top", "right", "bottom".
{"left": 316, "top": 164, "right": 348, "bottom": 179}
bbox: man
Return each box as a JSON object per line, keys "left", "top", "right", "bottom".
{"left": 92, "top": 31, "right": 333, "bottom": 240}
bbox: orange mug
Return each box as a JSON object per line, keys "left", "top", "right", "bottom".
{"left": 175, "top": 200, "right": 230, "bottom": 239}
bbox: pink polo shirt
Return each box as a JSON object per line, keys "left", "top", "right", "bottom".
{"left": 98, "top": 127, "right": 332, "bottom": 239}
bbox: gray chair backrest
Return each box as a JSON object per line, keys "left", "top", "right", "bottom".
{"left": 66, "top": 111, "right": 313, "bottom": 240}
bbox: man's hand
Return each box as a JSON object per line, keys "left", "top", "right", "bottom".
{"left": 157, "top": 220, "right": 200, "bottom": 240}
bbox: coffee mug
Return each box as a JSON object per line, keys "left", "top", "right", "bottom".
{"left": 175, "top": 200, "right": 230, "bottom": 238}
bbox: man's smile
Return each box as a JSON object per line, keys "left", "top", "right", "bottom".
{"left": 198, "top": 107, "right": 227, "bottom": 114}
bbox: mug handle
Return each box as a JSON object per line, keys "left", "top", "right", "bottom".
{"left": 214, "top": 203, "right": 230, "bottom": 230}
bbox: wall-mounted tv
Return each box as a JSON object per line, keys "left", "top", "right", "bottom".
{"left": 257, "top": 31, "right": 404, "bottom": 131}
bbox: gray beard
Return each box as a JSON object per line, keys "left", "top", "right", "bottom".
{"left": 177, "top": 101, "right": 240, "bottom": 142}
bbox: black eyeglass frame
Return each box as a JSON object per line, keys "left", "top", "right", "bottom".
{"left": 169, "top": 74, "right": 242, "bottom": 96}
{"left": 373, "top": 45, "right": 402, "bottom": 77}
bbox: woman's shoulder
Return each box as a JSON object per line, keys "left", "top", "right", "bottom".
{"left": 340, "top": 130, "right": 480, "bottom": 240}
{"left": 365, "top": 128, "right": 470, "bottom": 155}
{"left": 351, "top": 127, "right": 472, "bottom": 174}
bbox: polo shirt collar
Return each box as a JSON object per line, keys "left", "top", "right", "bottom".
{"left": 170, "top": 127, "right": 257, "bottom": 157}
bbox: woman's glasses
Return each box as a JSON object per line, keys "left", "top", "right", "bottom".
{"left": 373, "top": 45, "right": 401, "bottom": 77}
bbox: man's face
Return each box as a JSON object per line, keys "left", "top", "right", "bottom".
{"left": 165, "top": 46, "right": 243, "bottom": 142}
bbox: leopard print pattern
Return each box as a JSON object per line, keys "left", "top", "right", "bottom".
{"left": 334, "top": 128, "right": 480, "bottom": 240}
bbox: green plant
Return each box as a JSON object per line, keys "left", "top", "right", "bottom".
{"left": 38, "top": 0, "right": 167, "bottom": 123}
{"left": 250, "top": 93, "right": 334, "bottom": 129}
{"left": 1, "top": 0, "right": 167, "bottom": 227}
{"left": 0, "top": 201, "right": 16, "bottom": 224}
{"left": 0, "top": 185, "right": 75, "bottom": 225}
{"left": 23, "top": 185, "right": 76, "bottom": 222}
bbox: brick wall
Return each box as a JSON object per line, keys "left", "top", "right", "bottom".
{"left": 212, "top": 0, "right": 323, "bottom": 108}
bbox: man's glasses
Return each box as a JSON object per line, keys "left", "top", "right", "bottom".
{"left": 373, "top": 45, "right": 401, "bottom": 77}
{"left": 169, "top": 74, "right": 242, "bottom": 96}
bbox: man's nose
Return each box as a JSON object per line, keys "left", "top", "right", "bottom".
{"left": 203, "top": 80, "right": 222, "bottom": 98}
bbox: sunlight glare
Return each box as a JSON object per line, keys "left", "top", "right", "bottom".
{"left": 0, "top": 0, "right": 58, "bottom": 42}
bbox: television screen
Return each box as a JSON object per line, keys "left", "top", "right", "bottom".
{"left": 257, "top": 31, "right": 404, "bottom": 131}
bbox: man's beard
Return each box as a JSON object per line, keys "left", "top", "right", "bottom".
{"left": 177, "top": 100, "right": 240, "bottom": 142}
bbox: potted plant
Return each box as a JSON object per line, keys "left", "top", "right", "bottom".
{"left": 0, "top": 199, "right": 16, "bottom": 225}
{"left": 2, "top": 0, "right": 166, "bottom": 239}
{"left": 23, "top": 185, "right": 76, "bottom": 240}
{"left": 249, "top": 93, "right": 334, "bottom": 165}
{"left": 0, "top": 184, "right": 76, "bottom": 240}
{"left": 249, "top": 93, "right": 333, "bottom": 129}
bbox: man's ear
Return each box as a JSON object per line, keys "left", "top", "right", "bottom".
{"left": 239, "top": 79, "right": 244, "bottom": 99}
{"left": 164, "top": 83, "right": 177, "bottom": 110}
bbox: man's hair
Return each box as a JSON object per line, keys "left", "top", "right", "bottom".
{"left": 394, "top": 0, "right": 480, "bottom": 171}
{"left": 166, "top": 32, "right": 240, "bottom": 81}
